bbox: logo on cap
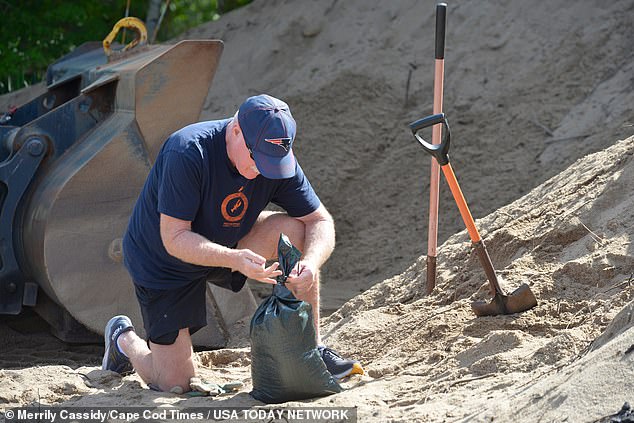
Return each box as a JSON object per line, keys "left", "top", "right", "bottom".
{"left": 264, "top": 137, "right": 292, "bottom": 152}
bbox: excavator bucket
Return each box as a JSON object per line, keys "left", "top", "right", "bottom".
{"left": 0, "top": 39, "right": 256, "bottom": 346}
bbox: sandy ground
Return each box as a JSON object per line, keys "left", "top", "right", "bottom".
{"left": 1, "top": 0, "right": 634, "bottom": 421}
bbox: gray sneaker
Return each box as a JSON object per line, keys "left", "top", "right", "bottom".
{"left": 318, "top": 346, "right": 364, "bottom": 379}
{"left": 102, "top": 315, "right": 134, "bottom": 375}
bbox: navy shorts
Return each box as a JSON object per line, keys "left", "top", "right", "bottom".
{"left": 134, "top": 268, "right": 248, "bottom": 345}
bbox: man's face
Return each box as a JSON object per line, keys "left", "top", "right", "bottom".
{"left": 235, "top": 127, "right": 260, "bottom": 180}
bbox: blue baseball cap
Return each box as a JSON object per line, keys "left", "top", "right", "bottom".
{"left": 238, "top": 94, "right": 297, "bottom": 179}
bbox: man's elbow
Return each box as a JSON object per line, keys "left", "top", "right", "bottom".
{"left": 317, "top": 209, "right": 336, "bottom": 244}
{"left": 159, "top": 214, "right": 192, "bottom": 258}
{"left": 161, "top": 232, "right": 178, "bottom": 257}
{"left": 160, "top": 227, "right": 188, "bottom": 259}
{"left": 311, "top": 208, "right": 335, "bottom": 233}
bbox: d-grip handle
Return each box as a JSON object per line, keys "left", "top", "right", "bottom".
{"left": 409, "top": 113, "right": 451, "bottom": 166}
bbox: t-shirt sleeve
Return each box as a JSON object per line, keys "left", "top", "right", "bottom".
{"left": 271, "top": 163, "right": 321, "bottom": 217}
{"left": 157, "top": 150, "right": 202, "bottom": 221}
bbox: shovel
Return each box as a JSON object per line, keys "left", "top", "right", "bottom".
{"left": 409, "top": 113, "right": 537, "bottom": 316}
{"left": 426, "top": 2, "right": 448, "bottom": 295}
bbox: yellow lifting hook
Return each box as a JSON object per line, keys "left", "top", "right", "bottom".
{"left": 102, "top": 16, "right": 148, "bottom": 56}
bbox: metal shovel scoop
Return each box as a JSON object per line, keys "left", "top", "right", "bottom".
{"left": 409, "top": 113, "right": 537, "bottom": 316}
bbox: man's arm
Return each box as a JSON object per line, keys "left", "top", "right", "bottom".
{"left": 159, "top": 213, "right": 281, "bottom": 283}
{"left": 296, "top": 204, "right": 335, "bottom": 269}
{"left": 285, "top": 204, "right": 335, "bottom": 297}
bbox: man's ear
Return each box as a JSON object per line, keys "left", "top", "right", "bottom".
{"left": 231, "top": 119, "right": 241, "bottom": 137}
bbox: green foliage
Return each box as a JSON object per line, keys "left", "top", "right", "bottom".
{"left": 156, "top": 1, "right": 220, "bottom": 41}
{"left": 153, "top": 0, "right": 252, "bottom": 41}
{"left": 0, "top": 0, "right": 251, "bottom": 95}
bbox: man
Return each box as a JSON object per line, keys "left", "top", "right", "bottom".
{"left": 102, "top": 94, "right": 363, "bottom": 392}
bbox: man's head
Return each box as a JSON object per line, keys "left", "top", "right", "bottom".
{"left": 237, "top": 94, "right": 297, "bottom": 179}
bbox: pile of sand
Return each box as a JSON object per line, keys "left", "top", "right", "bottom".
{"left": 185, "top": 0, "right": 634, "bottom": 310}
{"left": 1, "top": 0, "right": 633, "bottom": 421}
{"left": 320, "top": 135, "right": 634, "bottom": 421}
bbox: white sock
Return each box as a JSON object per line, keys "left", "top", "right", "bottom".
{"left": 116, "top": 333, "right": 129, "bottom": 358}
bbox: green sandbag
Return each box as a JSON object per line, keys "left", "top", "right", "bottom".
{"left": 249, "top": 234, "right": 342, "bottom": 404}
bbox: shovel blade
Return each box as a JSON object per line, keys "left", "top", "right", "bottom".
{"left": 471, "top": 283, "right": 538, "bottom": 317}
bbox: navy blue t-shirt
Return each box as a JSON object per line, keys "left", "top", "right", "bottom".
{"left": 123, "top": 119, "right": 321, "bottom": 289}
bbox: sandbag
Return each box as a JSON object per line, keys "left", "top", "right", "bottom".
{"left": 249, "top": 234, "right": 342, "bottom": 404}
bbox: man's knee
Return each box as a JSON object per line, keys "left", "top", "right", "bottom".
{"left": 268, "top": 212, "right": 305, "bottom": 249}
{"left": 155, "top": 371, "right": 193, "bottom": 393}
{"left": 239, "top": 211, "right": 306, "bottom": 257}
{"left": 150, "top": 329, "right": 195, "bottom": 391}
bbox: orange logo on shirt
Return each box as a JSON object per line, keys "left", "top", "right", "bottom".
{"left": 221, "top": 187, "right": 248, "bottom": 226}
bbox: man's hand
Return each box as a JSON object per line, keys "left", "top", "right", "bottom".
{"left": 235, "top": 249, "right": 282, "bottom": 284}
{"left": 285, "top": 260, "right": 318, "bottom": 298}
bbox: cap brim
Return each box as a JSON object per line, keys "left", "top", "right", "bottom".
{"left": 252, "top": 150, "right": 297, "bottom": 179}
